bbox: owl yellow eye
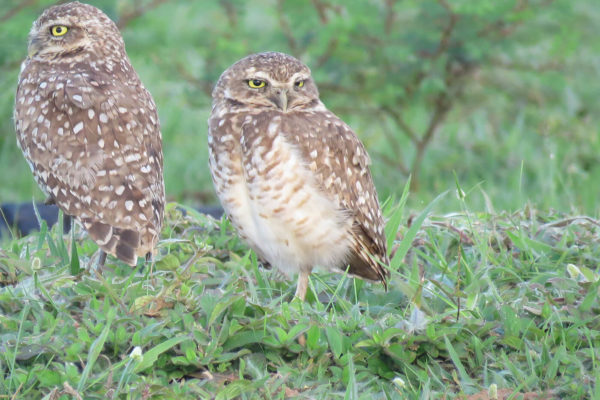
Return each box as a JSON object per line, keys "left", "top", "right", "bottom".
{"left": 248, "top": 79, "right": 266, "bottom": 89}
{"left": 50, "top": 25, "right": 68, "bottom": 37}
{"left": 295, "top": 80, "right": 305, "bottom": 88}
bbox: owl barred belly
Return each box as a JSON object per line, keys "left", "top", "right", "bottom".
{"left": 211, "top": 113, "right": 354, "bottom": 278}
{"left": 209, "top": 52, "right": 389, "bottom": 300}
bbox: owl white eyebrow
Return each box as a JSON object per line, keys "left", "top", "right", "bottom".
{"left": 288, "top": 72, "right": 307, "bottom": 84}
{"left": 249, "top": 71, "right": 271, "bottom": 80}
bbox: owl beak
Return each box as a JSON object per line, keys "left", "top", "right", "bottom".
{"left": 271, "top": 89, "right": 288, "bottom": 112}
{"left": 28, "top": 36, "right": 43, "bottom": 57}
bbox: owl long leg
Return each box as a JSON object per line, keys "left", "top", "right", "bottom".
{"left": 295, "top": 270, "right": 310, "bottom": 347}
{"left": 295, "top": 271, "right": 310, "bottom": 301}
{"left": 142, "top": 251, "right": 153, "bottom": 273}
{"left": 98, "top": 250, "right": 107, "bottom": 268}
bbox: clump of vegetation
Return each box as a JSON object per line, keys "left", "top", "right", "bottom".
{"left": 1, "top": 191, "right": 599, "bottom": 399}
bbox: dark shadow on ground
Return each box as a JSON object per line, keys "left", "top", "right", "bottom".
{"left": 0, "top": 203, "right": 223, "bottom": 239}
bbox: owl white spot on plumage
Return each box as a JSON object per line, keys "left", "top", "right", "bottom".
{"left": 14, "top": 1, "right": 165, "bottom": 267}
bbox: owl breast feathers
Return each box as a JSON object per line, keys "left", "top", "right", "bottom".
{"left": 208, "top": 52, "right": 389, "bottom": 299}
{"left": 14, "top": 1, "right": 164, "bottom": 266}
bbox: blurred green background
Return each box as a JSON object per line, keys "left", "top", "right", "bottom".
{"left": 1, "top": 0, "right": 598, "bottom": 214}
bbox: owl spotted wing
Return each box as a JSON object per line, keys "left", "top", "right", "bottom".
{"left": 282, "top": 110, "right": 390, "bottom": 284}
{"left": 15, "top": 71, "right": 164, "bottom": 265}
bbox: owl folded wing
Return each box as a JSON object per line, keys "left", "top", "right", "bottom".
{"left": 16, "top": 72, "right": 164, "bottom": 262}
{"left": 280, "top": 111, "right": 390, "bottom": 282}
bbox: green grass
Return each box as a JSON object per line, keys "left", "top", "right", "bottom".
{"left": 1, "top": 193, "right": 599, "bottom": 399}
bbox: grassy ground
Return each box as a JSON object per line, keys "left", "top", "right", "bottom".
{"left": 1, "top": 187, "right": 599, "bottom": 399}
{"left": 1, "top": 2, "right": 599, "bottom": 398}
{"left": 2, "top": 0, "right": 599, "bottom": 214}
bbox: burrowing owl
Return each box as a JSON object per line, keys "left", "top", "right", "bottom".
{"left": 208, "top": 52, "right": 389, "bottom": 300}
{"left": 14, "top": 2, "right": 164, "bottom": 266}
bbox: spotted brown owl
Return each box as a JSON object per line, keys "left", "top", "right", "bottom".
{"left": 14, "top": 2, "right": 164, "bottom": 266}
{"left": 208, "top": 52, "right": 389, "bottom": 300}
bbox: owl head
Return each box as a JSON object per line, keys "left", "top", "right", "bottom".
{"left": 212, "top": 52, "right": 321, "bottom": 112}
{"left": 26, "top": 2, "right": 124, "bottom": 61}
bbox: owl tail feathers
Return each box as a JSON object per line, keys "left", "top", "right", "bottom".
{"left": 82, "top": 219, "right": 140, "bottom": 266}
{"left": 347, "top": 231, "right": 390, "bottom": 290}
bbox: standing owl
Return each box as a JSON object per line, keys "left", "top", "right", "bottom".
{"left": 14, "top": 2, "right": 164, "bottom": 266}
{"left": 208, "top": 52, "right": 389, "bottom": 300}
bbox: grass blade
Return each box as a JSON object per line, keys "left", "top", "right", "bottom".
{"left": 56, "top": 211, "right": 69, "bottom": 263}
{"left": 443, "top": 335, "right": 473, "bottom": 386}
{"left": 389, "top": 190, "right": 447, "bottom": 271}
{"left": 133, "top": 336, "right": 189, "bottom": 373}
{"left": 8, "top": 304, "right": 30, "bottom": 393}
{"left": 385, "top": 175, "right": 411, "bottom": 252}
{"left": 77, "top": 317, "right": 113, "bottom": 392}
{"left": 344, "top": 353, "right": 358, "bottom": 400}
{"left": 70, "top": 226, "right": 80, "bottom": 275}
{"left": 36, "top": 220, "right": 47, "bottom": 252}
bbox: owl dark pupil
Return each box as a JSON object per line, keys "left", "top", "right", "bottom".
{"left": 252, "top": 80, "right": 262, "bottom": 86}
